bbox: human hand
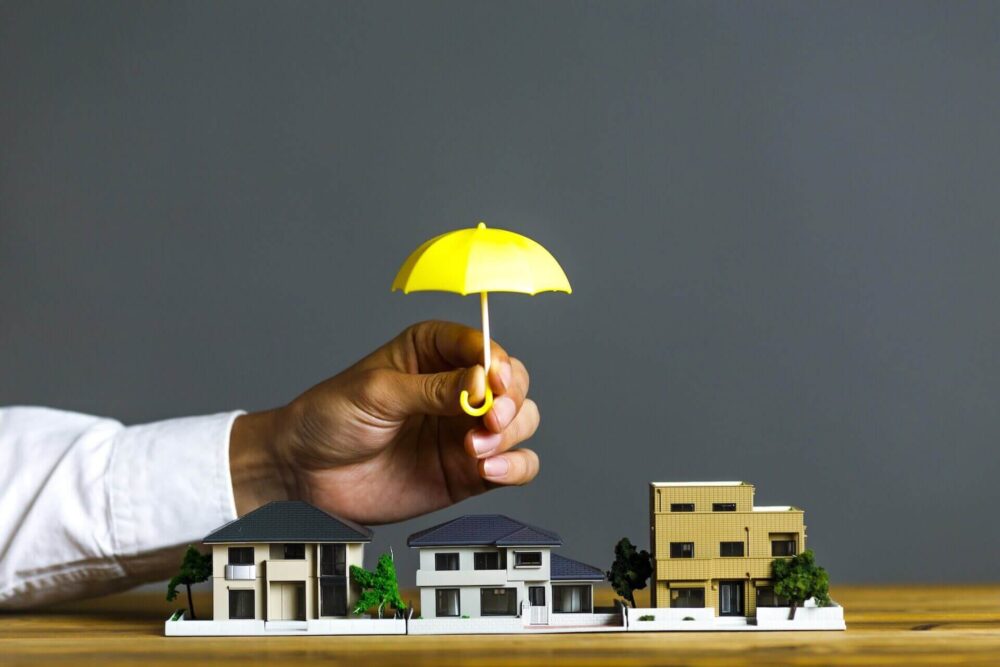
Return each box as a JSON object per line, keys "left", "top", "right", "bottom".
{"left": 229, "top": 321, "right": 540, "bottom": 524}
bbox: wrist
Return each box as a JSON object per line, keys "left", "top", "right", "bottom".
{"left": 229, "top": 408, "right": 297, "bottom": 516}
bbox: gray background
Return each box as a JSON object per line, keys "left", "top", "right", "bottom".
{"left": 2, "top": 0, "right": 999, "bottom": 586}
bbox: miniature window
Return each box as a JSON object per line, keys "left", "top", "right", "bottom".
{"left": 480, "top": 587, "right": 518, "bottom": 615}
{"left": 320, "top": 544, "right": 346, "bottom": 576}
{"left": 435, "top": 588, "right": 460, "bottom": 617}
{"left": 283, "top": 543, "right": 306, "bottom": 559}
{"left": 720, "top": 541, "right": 745, "bottom": 557}
{"left": 712, "top": 503, "right": 737, "bottom": 512}
{"left": 756, "top": 586, "right": 789, "bottom": 607}
{"left": 670, "top": 503, "right": 695, "bottom": 512}
{"left": 229, "top": 589, "right": 255, "bottom": 619}
{"left": 320, "top": 580, "right": 347, "bottom": 616}
{"left": 228, "top": 547, "right": 254, "bottom": 565}
{"left": 474, "top": 551, "right": 503, "bottom": 570}
{"left": 669, "top": 542, "right": 694, "bottom": 558}
{"left": 771, "top": 539, "right": 797, "bottom": 557}
{"left": 514, "top": 551, "right": 542, "bottom": 567}
{"left": 528, "top": 586, "right": 546, "bottom": 606}
{"left": 553, "top": 585, "right": 592, "bottom": 613}
{"left": 435, "top": 553, "right": 460, "bottom": 571}
{"left": 669, "top": 587, "right": 705, "bottom": 608}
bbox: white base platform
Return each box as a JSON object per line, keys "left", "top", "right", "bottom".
{"left": 165, "top": 615, "right": 406, "bottom": 636}
{"left": 164, "top": 602, "right": 844, "bottom": 636}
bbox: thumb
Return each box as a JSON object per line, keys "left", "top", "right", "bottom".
{"left": 382, "top": 366, "right": 486, "bottom": 418}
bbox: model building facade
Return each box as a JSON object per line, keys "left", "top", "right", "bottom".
{"left": 649, "top": 482, "right": 805, "bottom": 617}
{"left": 407, "top": 514, "right": 604, "bottom": 623}
{"left": 204, "top": 501, "right": 372, "bottom": 622}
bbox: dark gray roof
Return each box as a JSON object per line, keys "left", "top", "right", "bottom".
{"left": 407, "top": 514, "right": 562, "bottom": 547}
{"left": 551, "top": 553, "right": 605, "bottom": 581}
{"left": 204, "top": 501, "right": 373, "bottom": 544}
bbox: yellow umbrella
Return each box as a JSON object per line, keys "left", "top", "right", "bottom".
{"left": 392, "top": 222, "right": 571, "bottom": 416}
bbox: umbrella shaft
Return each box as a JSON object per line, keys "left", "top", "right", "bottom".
{"left": 481, "top": 291, "right": 490, "bottom": 374}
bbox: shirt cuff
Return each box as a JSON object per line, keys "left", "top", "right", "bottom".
{"left": 109, "top": 411, "right": 243, "bottom": 581}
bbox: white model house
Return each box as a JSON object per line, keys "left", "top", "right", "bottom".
{"left": 407, "top": 514, "right": 604, "bottom": 624}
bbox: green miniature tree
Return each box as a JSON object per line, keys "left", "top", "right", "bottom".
{"left": 350, "top": 551, "right": 407, "bottom": 618}
{"left": 771, "top": 549, "right": 831, "bottom": 620}
{"left": 606, "top": 537, "right": 653, "bottom": 608}
{"left": 166, "top": 545, "right": 212, "bottom": 619}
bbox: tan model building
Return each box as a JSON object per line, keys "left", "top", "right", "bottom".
{"left": 205, "top": 501, "right": 371, "bottom": 623}
{"left": 649, "top": 481, "right": 805, "bottom": 617}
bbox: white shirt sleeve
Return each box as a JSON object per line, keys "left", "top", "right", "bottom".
{"left": 0, "top": 406, "right": 243, "bottom": 609}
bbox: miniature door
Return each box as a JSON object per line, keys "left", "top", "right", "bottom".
{"left": 719, "top": 581, "right": 745, "bottom": 616}
{"left": 269, "top": 582, "right": 306, "bottom": 621}
{"left": 528, "top": 586, "right": 548, "bottom": 625}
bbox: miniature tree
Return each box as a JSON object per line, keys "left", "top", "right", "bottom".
{"left": 350, "top": 550, "right": 407, "bottom": 618}
{"left": 771, "top": 549, "right": 831, "bottom": 620}
{"left": 166, "top": 545, "right": 212, "bottom": 620}
{"left": 606, "top": 537, "right": 653, "bottom": 608}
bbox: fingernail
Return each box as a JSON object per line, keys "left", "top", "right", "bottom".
{"left": 483, "top": 456, "right": 509, "bottom": 478}
{"left": 499, "top": 362, "right": 513, "bottom": 390}
{"left": 472, "top": 431, "right": 503, "bottom": 456}
{"left": 491, "top": 396, "right": 516, "bottom": 429}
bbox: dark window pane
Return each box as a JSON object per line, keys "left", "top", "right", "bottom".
{"left": 771, "top": 540, "right": 797, "bottom": 557}
{"left": 514, "top": 551, "right": 542, "bottom": 567}
{"left": 712, "top": 503, "right": 737, "bottom": 512}
{"left": 720, "top": 541, "right": 745, "bottom": 557}
{"left": 228, "top": 547, "right": 254, "bottom": 565}
{"left": 669, "top": 542, "right": 694, "bottom": 558}
{"left": 756, "top": 586, "right": 790, "bottom": 607}
{"left": 283, "top": 543, "right": 305, "bottom": 559}
{"left": 320, "top": 544, "right": 346, "bottom": 576}
{"left": 480, "top": 588, "right": 518, "bottom": 615}
{"left": 474, "top": 552, "right": 502, "bottom": 570}
{"left": 435, "top": 553, "right": 460, "bottom": 571}
{"left": 229, "top": 590, "right": 255, "bottom": 619}
{"left": 528, "top": 586, "right": 546, "bottom": 606}
{"left": 553, "top": 585, "right": 592, "bottom": 613}
{"left": 669, "top": 588, "right": 705, "bottom": 608}
{"left": 436, "top": 589, "right": 460, "bottom": 617}
{"left": 320, "top": 579, "right": 347, "bottom": 616}
{"left": 670, "top": 503, "right": 695, "bottom": 512}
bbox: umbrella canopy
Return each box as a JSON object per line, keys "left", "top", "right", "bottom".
{"left": 391, "top": 222, "right": 572, "bottom": 295}
{"left": 392, "top": 222, "right": 571, "bottom": 416}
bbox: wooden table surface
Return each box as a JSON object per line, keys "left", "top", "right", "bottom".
{"left": 3, "top": 585, "right": 999, "bottom": 666}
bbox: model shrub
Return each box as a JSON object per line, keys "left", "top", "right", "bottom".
{"left": 606, "top": 537, "right": 653, "bottom": 608}
{"left": 771, "top": 549, "right": 831, "bottom": 620}
{"left": 350, "top": 551, "right": 407, "bottom": 618}
{"left": 165, "top": 545, "right": 212, "bottom": 620}
{"left": 637, "top": 614, "right": 655, "bottom": 621}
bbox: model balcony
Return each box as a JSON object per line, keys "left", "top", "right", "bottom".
{"left": 415, "top": 569, "right": 509, "bottom": 588}
{"left": 225, "top": 564, "right": 256, "bottom": 580}
{"left": 265, "top": 559, "right": 309, "bottom": 581}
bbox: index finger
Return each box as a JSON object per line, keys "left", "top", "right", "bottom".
{"left": 390, "top": 321, "right": 512, "bottom": 393}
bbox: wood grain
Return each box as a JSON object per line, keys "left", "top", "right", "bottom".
{"left": 2, "top": 585, "right": 999, "bottom": 666}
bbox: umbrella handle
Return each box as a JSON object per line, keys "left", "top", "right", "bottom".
{"left": 459, "top": 290, "right": 494, "bottom": 417}
{"left": 459, "top": 387, "right": 494, "bottom": 417}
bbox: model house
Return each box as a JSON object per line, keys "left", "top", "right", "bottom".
{"left": 407, "top": 514, "right": 604, "bottom": 624}
{"left": 648, "top": 481, "right": 806, "bottom": 618}
{"left": 204, "top": 500, "right": 372, "bottom": 624}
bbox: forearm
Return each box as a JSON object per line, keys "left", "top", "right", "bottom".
{"left": 0, "top": 407, "right": 241, "bottom": 609}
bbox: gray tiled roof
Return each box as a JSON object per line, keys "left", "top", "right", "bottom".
{"left": 204, "top": 501, "right": 373, "bottom": 544}
{"left": 407, "top": 514, "right": 562, "bottom": 547}
{"left": 551, "top": 553, "right": 605, "bottom": 581}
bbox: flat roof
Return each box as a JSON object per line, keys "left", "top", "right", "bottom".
{"left": 650, "top": 481, "right": 748, "bottom": 487}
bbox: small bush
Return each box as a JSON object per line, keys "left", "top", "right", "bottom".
{"left": 637, "top": 614, "right": 655, "bottom": 621}
{"left": 461, "top": 615, "right": 470, "bottom": 619}
{"left": 683, "top": 616, "right": 695, "bottom": 621}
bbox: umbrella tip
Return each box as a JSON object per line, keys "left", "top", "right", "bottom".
{"left": 477, "top": 221, "right": 487, "bottom": 230}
